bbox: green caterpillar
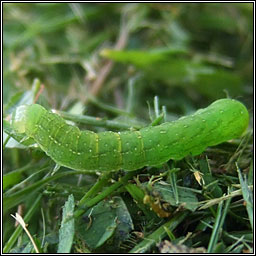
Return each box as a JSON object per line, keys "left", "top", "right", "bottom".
{"left": 11, "top": 99, "right": 249, "bottom": 172}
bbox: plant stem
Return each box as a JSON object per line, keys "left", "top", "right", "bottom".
{"left": 74, "top": 170, "right": 139, "bottom": 218}
{"left": 58, "top": 111, "right": 143, "bottom": 130}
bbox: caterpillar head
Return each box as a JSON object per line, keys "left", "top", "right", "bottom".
{"left": 11, "top": 104, "right": 47, "bottom": 137}
{"left": 11, "top": 105, "right": 29, "bottom": 134}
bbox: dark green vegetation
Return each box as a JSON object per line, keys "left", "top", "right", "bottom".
{"left": 3, "top": 3, "right": 253, "bottom": 253}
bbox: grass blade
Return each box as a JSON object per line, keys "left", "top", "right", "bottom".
{"left": 57, "top": 194, "right": 75, "bottom": 253}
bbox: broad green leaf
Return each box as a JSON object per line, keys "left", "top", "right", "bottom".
{"left": 111, "top": 196, "right": 134, "bottom": 247}
{"left": 153, "top": 183, "right": 199, "bottom": 211}
{"left": 76, "top": 199, "right": 117, "bottom": 249}
{"left": 76, "top": 196, "right": 133, "bottom": 249}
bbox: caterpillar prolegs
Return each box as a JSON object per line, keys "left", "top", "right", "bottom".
{"left": 11, "top": 99, "right": 249, "bottom": 172}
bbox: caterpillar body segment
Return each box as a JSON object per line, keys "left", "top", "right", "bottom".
{"left": 11, "top": 99, "right": 249, "bottom": 172}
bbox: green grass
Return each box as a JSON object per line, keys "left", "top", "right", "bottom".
{"left": 3, "top": 3, "right": 253, "bottom": 253}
